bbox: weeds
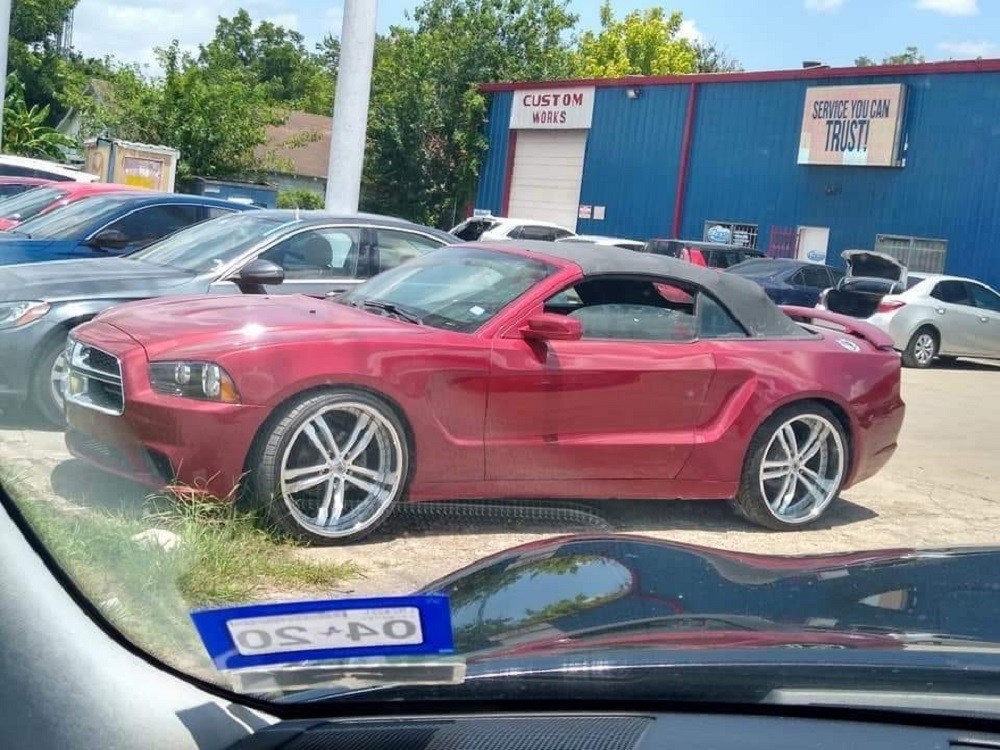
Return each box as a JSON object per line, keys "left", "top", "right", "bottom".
{"left": 1, "top": 466, "right": 359, "bottom": 673}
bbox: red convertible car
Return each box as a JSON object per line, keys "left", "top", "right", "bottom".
{"left": 63, "top": 242, "right": 904, "bottom": 544}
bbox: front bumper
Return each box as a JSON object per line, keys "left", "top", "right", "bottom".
{"left": 0, "top": 320, "right": 56, "bottom": 401}
{"left": 64, "top": 323, "right": 268, "bottom": 499}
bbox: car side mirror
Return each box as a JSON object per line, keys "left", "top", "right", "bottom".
{"left": 521, "top": 313, "right": 582, "bottom": 342}
{"left": 87, "top": 228, "right": 129, "bottom": 250}
{"left": 234, "top": 259, "right": 285, "bottom": 288}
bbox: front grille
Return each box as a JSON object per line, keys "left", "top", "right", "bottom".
{"left": 65, "top": 340, "right": 124, "bottom": 415}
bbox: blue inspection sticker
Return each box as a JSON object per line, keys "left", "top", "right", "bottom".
{"left": 190, "top": 595, "right": 454, "bottom": 671}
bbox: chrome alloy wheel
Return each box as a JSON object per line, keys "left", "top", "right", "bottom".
{"left": 913, "top": 332, "right": 936, "bottom": 365}
{"left": 758, "top": 414, "right": 845, "bottom": 524}
{"left": 50, "top": 350, "right": 69, "bottom": 412}
{"left": 279, "top": 401, "right": 404, "bottom": 539}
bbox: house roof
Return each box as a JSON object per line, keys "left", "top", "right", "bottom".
{"left": 257, "top": 111, "right": 332, "bottom": 180}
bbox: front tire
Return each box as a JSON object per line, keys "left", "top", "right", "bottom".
{"left": 902, "top": 327, "right": 938, "bottom": 368}
{"left": 733, "top": 402, "right": 849, "bottom": 531}
{"left": 246, "top": 389, "right": 409, "bottom": 545}
{"left": 30, "top": 335, "right": 70, "bottom": 428}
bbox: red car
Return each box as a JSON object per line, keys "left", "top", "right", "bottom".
{"left": 0, "top": 176, "right": 52, "bottom": 200}
{"left": 0, "top": 181, "right": 139, "bottom": 230}
{"left": 63, "top": 242, "right": 905, "bottom": 544}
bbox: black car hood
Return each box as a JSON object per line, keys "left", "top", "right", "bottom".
{"left": 421, "top": 535, "right": 1000, "bottom": 658}
{"left": 0, "top": 257, "right": 195, "bottom": 302}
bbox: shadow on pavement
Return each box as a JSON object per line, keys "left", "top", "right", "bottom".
{"left": 935, "top": 358, "right": 1000, "bottom": 371}
{"left": 0, "top": 404, "right": 60, "bottom": 432}
{"left": 50, "top": 459, "right": 150, "bottom": 513}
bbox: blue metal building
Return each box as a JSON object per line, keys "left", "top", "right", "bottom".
{"left": 474, "top": 59, "right": 1000, "bottom": 286}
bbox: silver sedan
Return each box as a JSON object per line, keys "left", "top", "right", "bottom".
{"left": 821, "top": 273, "right": 1000, "bottom": 367}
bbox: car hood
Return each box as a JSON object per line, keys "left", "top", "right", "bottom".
{"left": 422, "top": 535, "right": 1000, "bottom": 659}
{"left": 841, "top": 249, "right": 906, "bottom": 283}
{"left": 96, "top": 293, "right": 424, "bottom": 355}
{"left": 0, "top": 257, "right": 194, "bottom": 302}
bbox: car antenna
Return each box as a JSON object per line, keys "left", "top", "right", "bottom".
{"left": 295, "top": 206, "right": 300, "bottom": 221}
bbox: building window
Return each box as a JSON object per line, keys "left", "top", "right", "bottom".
{"left": 874, "top": 234, "right": 948, "bottom": 274}
{"left": 703, "top": 220, "right": 759, "bottom": 248}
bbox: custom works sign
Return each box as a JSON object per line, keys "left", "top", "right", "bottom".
{"left": 798, "top": 84, "right": 907, "bottom": 167}
{"left": 510, "top": 87, "right": 595, "bottom": 129}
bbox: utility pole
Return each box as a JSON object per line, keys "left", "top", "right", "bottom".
{"left": 0, "top": 0, "right": 12, "bottom": 151}
{"left": 324, "top": 0, "right": 377, "bottom": 213}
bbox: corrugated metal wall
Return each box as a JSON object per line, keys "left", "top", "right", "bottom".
{"left": 476, "top": 70, "right": 1000, "bottom": 286}
{"left": 475, "top": 92, "right": 513, "bottom": 213}
{"left": 575, "top": 86, "right": 689, "bottom": 239}
{"left": 682, "top": 71, "right": 1000, "bottom": 285}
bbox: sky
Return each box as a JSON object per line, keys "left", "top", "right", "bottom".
{"left": 71, "top": 0, "right": 1000, "bottom": 74}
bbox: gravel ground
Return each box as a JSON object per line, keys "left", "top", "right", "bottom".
{"left": 2, "top": 359, "right": 998, "bottom": 596}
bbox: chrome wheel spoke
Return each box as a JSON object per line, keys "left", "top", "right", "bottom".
{"left": 345, "top": 470, "right": 398, "bottom": 496}
{"left": 285, "top": 469, "right": 331, "bottom": 494}
{"left": 761, "top": 461, "right": 791, "bottom": 480}
{"left": 798, "top": 421, "right": 829, "bottom": 464}
{"left": 314, "top": 477, "right": 336, "bottom": 526}
{"left": 774, "top": 473, "right": 797, "bottom": 513}
{"left": 313, "top": 416, "right": 343, "bottom": 460}
{"left": 777, "top": 424, "right": 797, "bottom": 461}
{"left": 343, "top": 413, "right": 378, "bottom": 464}
{"left": 302, "top": 422, "right": 336, "bottom": 462}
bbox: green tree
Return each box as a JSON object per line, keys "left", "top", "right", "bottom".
{"left": 573, "top": 1, "right": 696, "bottom": 77}
{"left": 7, "top": 0, "right": 81, "bottom": 124}
{"left": 856, "top": 46, "right": 925, "bottom": 66}
{"left": 277, "top": 189, "right": 323, "bottom": 209}
{"left": 199, "top": 10, "right": 334, "bottom": 115}
{"left": 83, "top": 43, "right": 285, "bottom": 179}
{"left": 2, "top": 73, "right": 75, "bottom": 158}
{"left": 362, "top": 0, "right": 578, "bottom": 227}
{"left": 691, "top": 39, "right": 743, "bottom": 73}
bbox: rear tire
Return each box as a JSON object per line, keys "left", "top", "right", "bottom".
{"left": 30, "top": 336, "right": 69, "bottom": 428}
{"left": 901, "top": 327, "right": 938, "bottom": 368}
{"left": 732, "top": 402, "right": 849, "bottom": 531}
{"left": 246, "top": 389, "right": 409, "bottom": 545}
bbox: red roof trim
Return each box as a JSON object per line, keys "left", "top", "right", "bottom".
{"left": 478, "top": 58, "right": 1000, "bottom": 92}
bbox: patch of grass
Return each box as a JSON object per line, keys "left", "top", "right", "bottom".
{"left": 1, "top": 466, "right": 359, "bottom": 673}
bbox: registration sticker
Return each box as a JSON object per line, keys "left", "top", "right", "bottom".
{"left": 190, "top": 595, "right": 453, "bottom": 670}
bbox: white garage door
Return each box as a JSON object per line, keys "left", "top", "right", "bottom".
{"left": 507, "top": 129, "right": 588, "bottom": 231}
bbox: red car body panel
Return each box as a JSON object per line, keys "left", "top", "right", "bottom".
{"left": 65, "top": 244, "right": 905, "bottom": 503}
{"left": 0, "top": 182, "right": 141, "bottom": 230}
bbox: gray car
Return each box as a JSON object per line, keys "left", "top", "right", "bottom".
{"left": 0, "top": 210, "right": 456, "bottom": 425}
{"left": 818, "top": 250, "right": 1000, "bottom": 367}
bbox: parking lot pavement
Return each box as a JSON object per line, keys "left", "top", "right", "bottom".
{"left": 2, "top": 359, "right": 999, "bottom": 596}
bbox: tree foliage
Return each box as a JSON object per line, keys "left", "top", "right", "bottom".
{"left": 361, "top": 0, "right": 578, "bottom": 227}
{"left": 573, "top": 1, "right": 696, "bottom": 77}
{"left": 277, "top": 189, "right": 324, "bottom": 209}
{"left": 855, "top": 46, "right": 925, "bottom": 66}
{"left": 691, "top": 39, "right": 743, "bottom": 73}
{"left": 2, "top": 73, "right": 76, "bottom": 158}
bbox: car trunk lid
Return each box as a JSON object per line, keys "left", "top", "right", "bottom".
{"left": 822, "top": 250, "right": 908, "bottom": 318}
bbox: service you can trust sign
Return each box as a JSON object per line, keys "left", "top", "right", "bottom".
{"left": 798, "top": 83, "right": 907, "bottom": 167}
{"left": 510, "top": 87, "right": 596, "bottom": 129}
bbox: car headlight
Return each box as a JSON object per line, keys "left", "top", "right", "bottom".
{"left": 0, "top": 301, "right": 50, "bottom": 330}
{"left": 148, "top": 361, "right": 240, "bottom": 403}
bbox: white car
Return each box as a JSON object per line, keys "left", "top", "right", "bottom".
{"left": 556, "top": 234, "right": 644, "bottom": 252}
{"left": 0, "top": 154, "right": 98, "bottom": 183}
{"left": 818, "top": 250, "right": 1000, "bottom": 367}
{"left": 450, "top": 215, "right": 575, "bottom": 242}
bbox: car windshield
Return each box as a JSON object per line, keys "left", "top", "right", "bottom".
{"left": 339, "top": 246, "right": 555, "bottom": 332}
{"left": 129, "top": 212, "right": 290, "bottom": 273}
{"left": 13, "top": 194, "right": 138, "bottom": 239}
{"left": 0, "top": 186, "right": 66, "bottom": 221}
{"left": 4, "top": 0, "right": 1000, "bottom": 727}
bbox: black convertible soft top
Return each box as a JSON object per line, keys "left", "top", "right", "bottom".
{"left": 480, "top": 239, "right": 808, "bottom": 339}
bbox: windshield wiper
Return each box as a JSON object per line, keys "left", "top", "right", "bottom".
{"left": 358, "top": 299, "right": 423, "bottom": 325}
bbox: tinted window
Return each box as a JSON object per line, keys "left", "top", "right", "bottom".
{"left": 518, "top": 225, "right": 559, "bottom": 241}
{"left": 798, "top": 265, "right": 833, "bottom": 288}
{"left": 931, "top": 280, "right": 973, "bottom": 305}
{"left": 0, "top": 184, "right": 28, "bottom": 197}
{"left": 14, "top": 194, "right": 138, "bottom": 239}
{"left": 103, "top": 204, "right": 203, "bottom": 244}
{"left": 452, "top": 218, "right": 496, "bottom": 241}
{"left": 0, "top": 186, "right": 66, "bottom": 221}
{"left": 551, "top": 228, "right": 574, "bottom": 240}
{"left": 259, "top": 227, "right": 362, "bottom": 279}
{"left": 206, "top": 206, "right": 237, "bottom": 220}
{"left": 968, "top": 283, "right": 1000, "bottom": 313}
{"left": 375, "top": 228, "right": 445, "bottom": 273}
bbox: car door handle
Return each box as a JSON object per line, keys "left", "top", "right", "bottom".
{"left": 935, "top": 308, "right": 946, "bottom": 315}
{"left": 981, "top": 316, "right": 990, "bottom": 323}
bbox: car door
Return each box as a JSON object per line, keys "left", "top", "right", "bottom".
{"left": 928, "top": 280, "right": 983, "bottom": 355}
{"left": 788, "top": 265, "right": 833, "bottom": 306}
{"left": 253, "top": 225, "right": 369, "bottom": 296}
{"left": 371, "top": 227, "right": 448, "bottom": 277}
{"left": 486, "top": 276, "right": 717, "bottom": 482}
{"left": 966, "top": 281, "right": 1000, "bottom": 357}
